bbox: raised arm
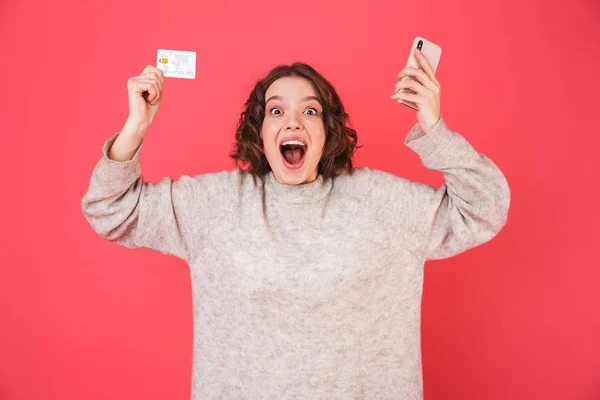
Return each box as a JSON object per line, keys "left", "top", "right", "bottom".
{"left": 389, "top": 47, "right": 510, "bottom": 260}
{"left": 81, "top": 65, "right": 193, "bottom": 259}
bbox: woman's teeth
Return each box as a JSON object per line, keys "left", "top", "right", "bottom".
{"left": 281, "top": 140, "right": 305, "bottom": 147}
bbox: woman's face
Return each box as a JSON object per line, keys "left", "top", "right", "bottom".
{"left": 260, "top": 76, "right": 326, "bottom": 185}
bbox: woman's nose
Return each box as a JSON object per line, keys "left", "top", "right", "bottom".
{"left": 284, "top": 112, "right": 303, "bottom": 130}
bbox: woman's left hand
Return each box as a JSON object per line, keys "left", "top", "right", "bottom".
{"left": 390, "top": 49, "right": 441, "bottom": 134}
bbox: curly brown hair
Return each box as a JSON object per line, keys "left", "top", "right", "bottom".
{"left": 229, "top": 62, "right": 360, "bottom": 179}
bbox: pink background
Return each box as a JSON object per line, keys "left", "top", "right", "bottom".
{"left": 2, "top": 0, "right": 599, "bottom": 399}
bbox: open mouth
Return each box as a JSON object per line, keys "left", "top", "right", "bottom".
{"left": 279, "top": 139, "right": 307, "bottom": 169}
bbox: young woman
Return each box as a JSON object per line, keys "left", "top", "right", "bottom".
{"left": 82, "top": 50, "right": 510, "bottom": 399}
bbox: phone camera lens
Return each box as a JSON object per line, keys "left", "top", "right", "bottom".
{"left": 417, "top": 40, "right": 423, "bottom": 50}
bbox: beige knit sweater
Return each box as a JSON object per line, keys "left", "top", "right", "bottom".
{"left": 81, "top": 117, "right": 510, "bottom": 399}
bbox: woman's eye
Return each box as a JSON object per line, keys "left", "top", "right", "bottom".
{"left": 304, "top": 108, "right": 318, "bottom": 115}
{"left": 270, "top": 108, "right": 282, "bottom": 115}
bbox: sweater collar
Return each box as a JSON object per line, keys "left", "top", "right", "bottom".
{"left": 264, "top": 171, "right": 333, "bottom": 204}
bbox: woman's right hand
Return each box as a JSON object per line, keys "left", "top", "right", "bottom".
{"left": 124, "top": 65, "right": 164, "bottom": 137}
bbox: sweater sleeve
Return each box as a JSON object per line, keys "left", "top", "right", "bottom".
{"left": 403, "top": 117, "right": 511, "bottom": 261}
{"left": 81, "top": 132, "right": 195, "bottom": 261}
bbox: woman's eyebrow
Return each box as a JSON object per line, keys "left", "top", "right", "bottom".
{"left": 265, "top": 95, "right": 321, "bottom": 104}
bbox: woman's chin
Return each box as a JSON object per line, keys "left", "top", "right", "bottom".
{"left": 273, "top": 169, "right": 306, "bottom": 185}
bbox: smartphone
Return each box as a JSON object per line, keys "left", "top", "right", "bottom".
{"left": 398, "top": 36, "right": 442, "bottom": 110}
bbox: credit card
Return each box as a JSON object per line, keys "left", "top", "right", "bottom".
{"left": 157, "top": 49, "right": 196, "bottom": 79}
